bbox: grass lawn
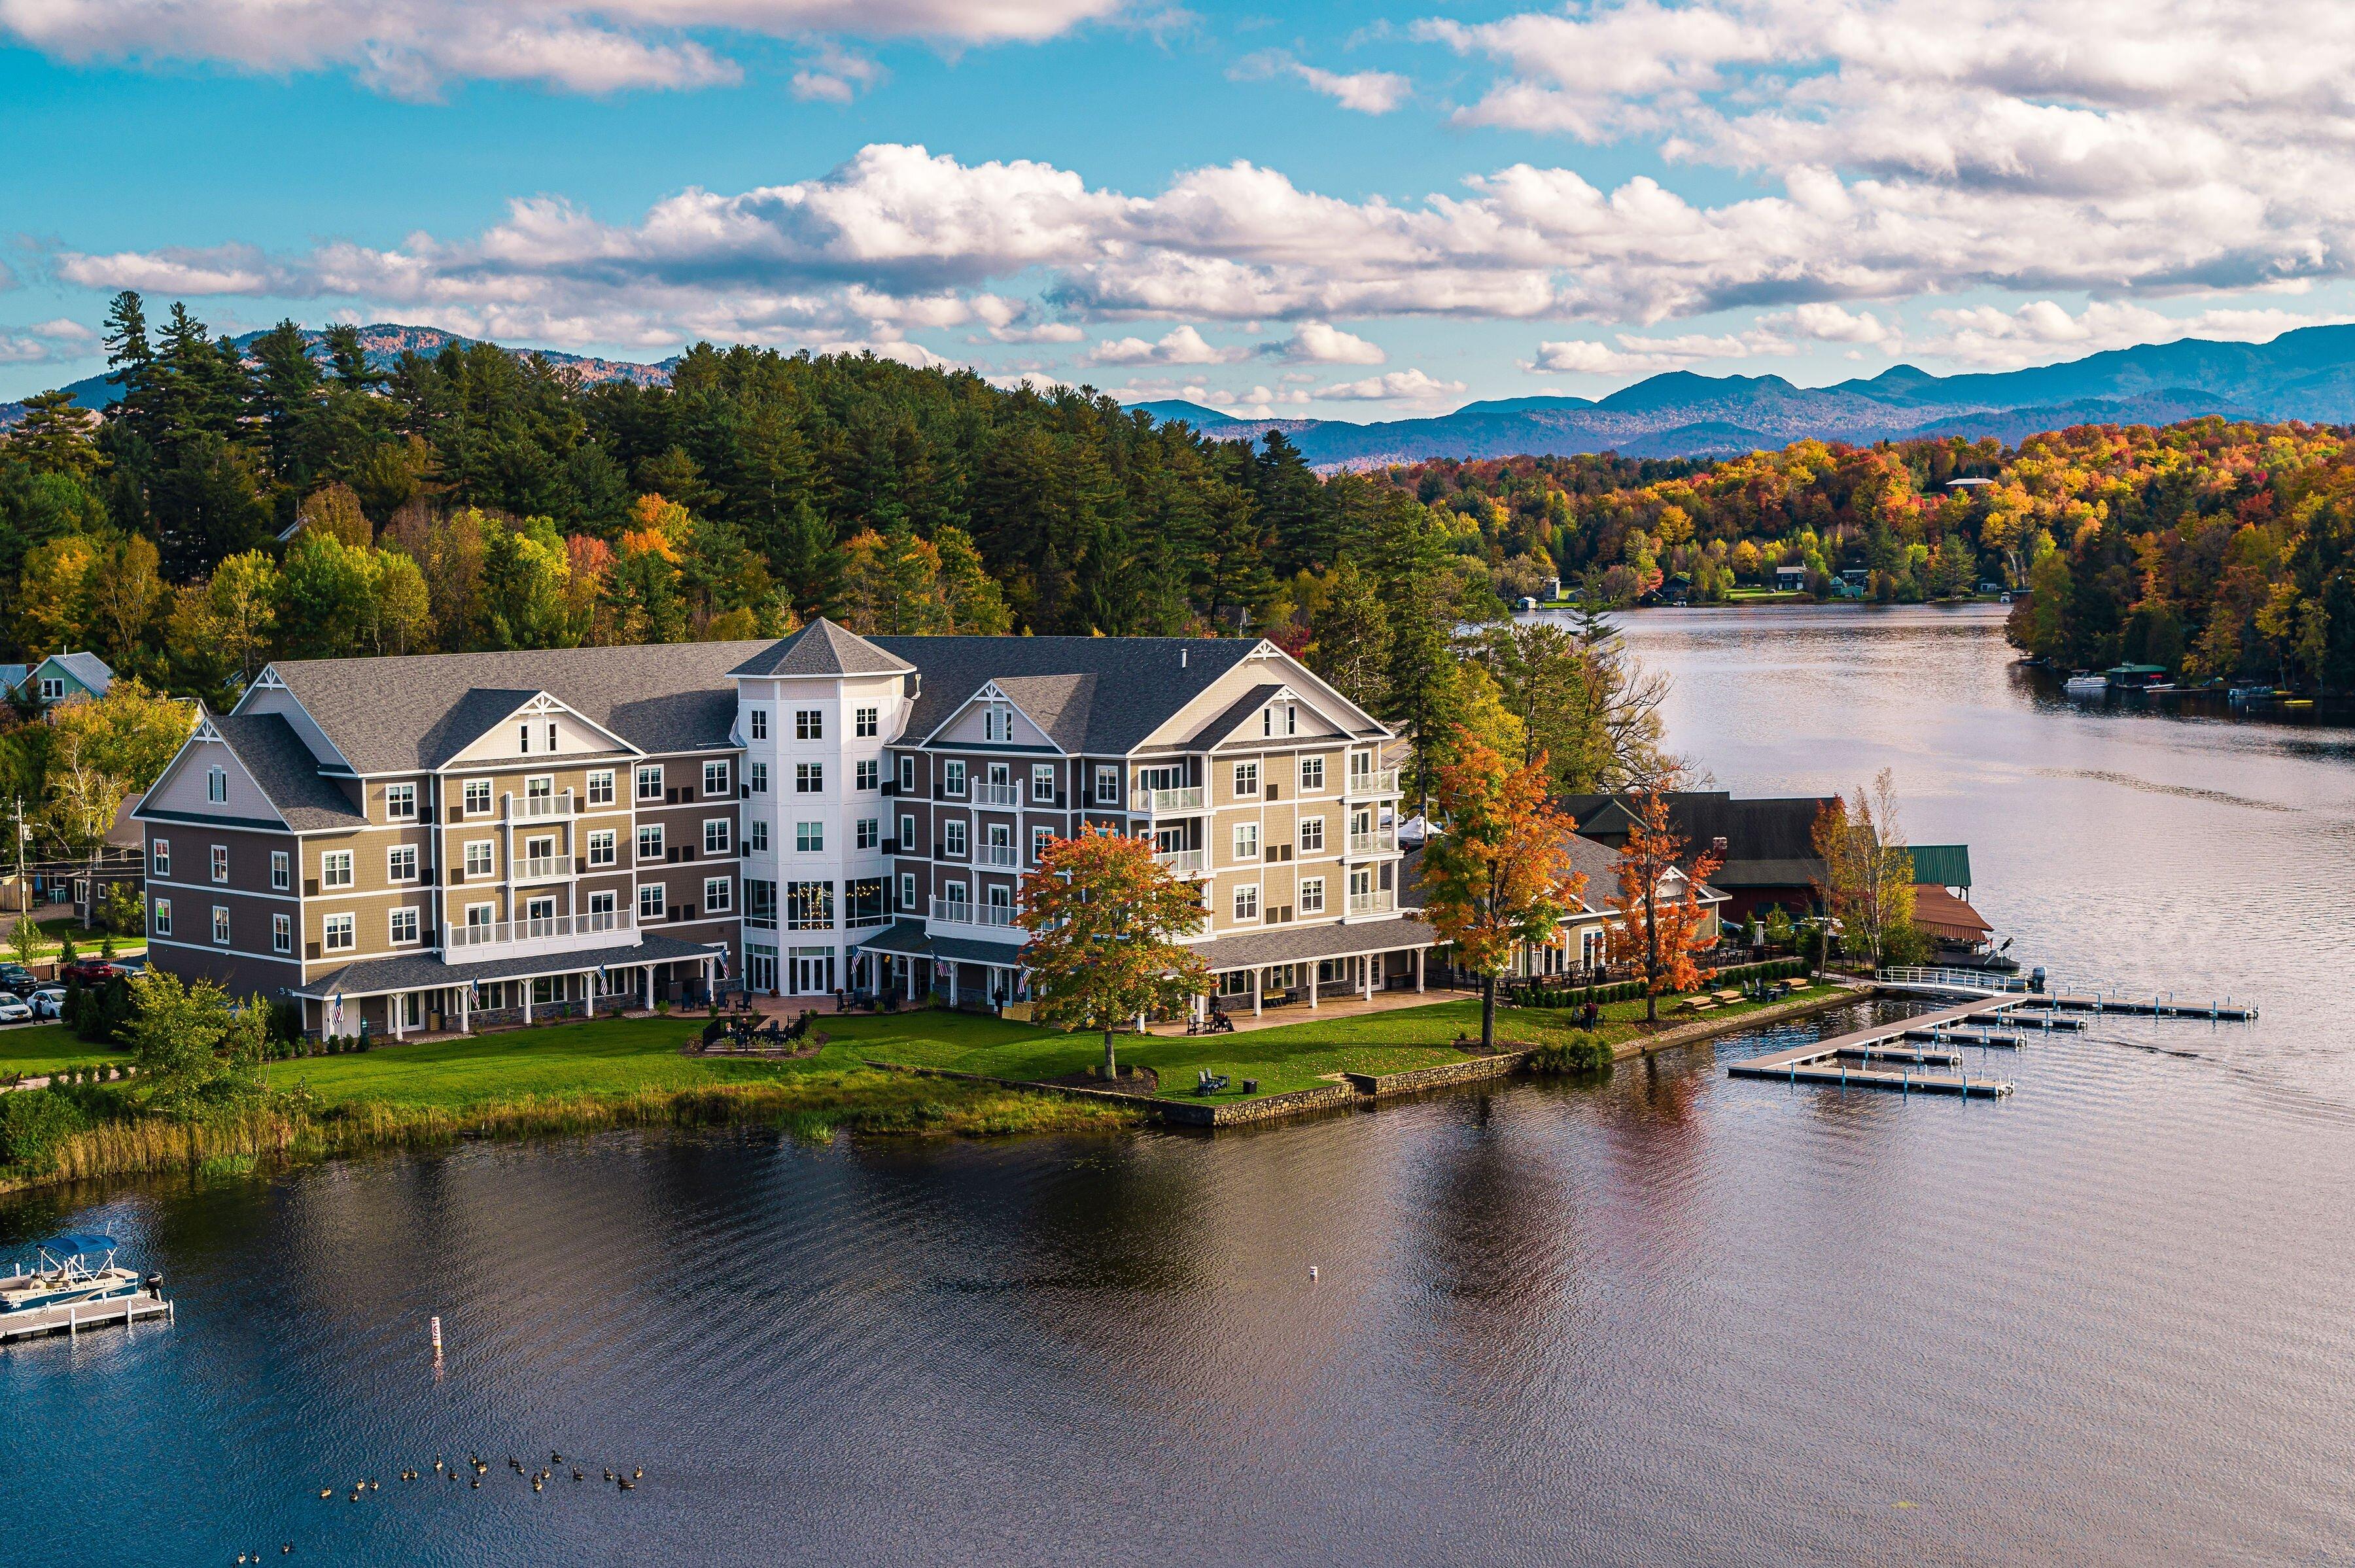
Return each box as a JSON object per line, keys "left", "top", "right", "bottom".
{"left": 0, "top": 1023, "right": 114, "bottom": 1081}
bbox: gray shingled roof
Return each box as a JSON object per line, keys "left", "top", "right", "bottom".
{"left": 728, "top": 618, "right": 913, "bottom": 678}
{"left": 875, "top": 635, "right": 1263, "bottom": 756}
{"left": 213, "top": 713, "right": 368, "bottom": 829}
{"left": 1185, "top": 915, "right": 1440, "bottom": 972}
{"left": 294, "top": 931, "right": 724, "bottom": 998}
{"left": 988, "top": 673, "right": 1099, "bottom": 752}
{"left": 260, "top": 641, "right": 773, "bottom": 775}
{"left": 48, "top": 651, "right": 113, "bottom": 692}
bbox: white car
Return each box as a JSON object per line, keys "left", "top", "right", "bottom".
{"left": 27, "top": 987, "right": 66, "bottom": 1020}
{"left": 0, "top": 993, "right": 34, "bottom": 1024}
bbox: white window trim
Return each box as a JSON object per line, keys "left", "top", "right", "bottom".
{"left": 389, "top": 906, "right": 422, "bottom": 946}
{"left": 271, "top": 912, "right": 290, "bottom": 953}
{"left": 1233, "top": 884, "right": 1260, "bottom": 921}
{"left": 638, "top": 826, "right": 665, "bottom": 860}
{"left": 703, "top": 877, "right": 732, "bottom": 913}
{"left": 322, "top": 912, "right": 357, "bottom": 952}
{"left": 152, "top": 897, "right": 171, "bottom": 936}
{"left": 464, "top": 839, "right": 497, "bottom": 878}
{"left": 387, "top": 846, "right": 419, "bottom": 882}
{"left": 587, "top": 828, "right": 618, "bottom": 867}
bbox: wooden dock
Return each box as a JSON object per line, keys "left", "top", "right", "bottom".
{"left": 1728, "top": 997, "right": 2017, "bottom": 1097}
{"left": 0, "top": 1291, "right": 173, "bottom": 1344}
{"left": 1878, "top": 968, "right": 2256, "bottom": 1021}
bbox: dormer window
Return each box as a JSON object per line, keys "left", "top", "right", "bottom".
{"left": 518, "top": 723, "right": 532, "bottom": 754}
{"left": 1261, "top": 704, "right": 1296, "bottom": 737}
{"left": 206, "top": 766, "right": 227, "bottom": 804}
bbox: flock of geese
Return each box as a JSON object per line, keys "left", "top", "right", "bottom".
{"left": 228, "top": 1452, "right": 648, "bottom": 1562}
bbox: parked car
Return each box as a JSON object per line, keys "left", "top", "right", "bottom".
{"left": 0, "top": 993, "right": 34, "bottom": 1024}
{"left": 0, "top": 963, "right": 37, "bottom": 994}
{"left": 27, "top": 986, "right": 65, "bottom": 1020}
{"left": 57, "top": 958, "right": 118, "bottom": 986}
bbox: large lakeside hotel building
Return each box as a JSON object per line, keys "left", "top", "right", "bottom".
{"left": 134, "top": 620, "right": 1435, "bottom": 1036}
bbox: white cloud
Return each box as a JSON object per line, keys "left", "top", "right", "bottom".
{"left": 1232, "top": 51, "right": 1410, "bottom": 114}
{"left": 1265, "top": 321, "right": 1385, "bottom": 363}
{"left": 1525, "top": 327, "right": 1790, "bottom": 375}
{"left": 0, "top": 0, "right": 1122, "bottom": 96}
{"left": 1762, "top": 302, "right": 1892, "bottom": 345}
{"left": 1087, "top": 324, "right": 1248, "bottom": 364}
{"left": 1920, "top": 298, "right": 2346, "bottom": 367}
{"left": 790, "top": 44, "right": 884, "bottom": 103}
{"left": 0, "top": 318, "right": 99, "bottom": 366}
{"left": 1317, "top": 367, "right": 1466, "bottom": 402}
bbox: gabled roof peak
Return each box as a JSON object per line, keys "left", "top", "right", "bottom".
{"left": 729, "top": 618, "right": 915, "bottom": 680}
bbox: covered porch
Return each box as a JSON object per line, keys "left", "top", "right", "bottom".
{"left": 1182, "top": 917, "right": 1442, "bottom": 1026}
{"left": 293, "top": 933, "right": 729, "bottom": 1039}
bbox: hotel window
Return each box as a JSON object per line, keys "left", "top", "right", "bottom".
{"left": 323, "top": 913, "right": 356, "bottom": 952}
{"left": 1032, "top": 764, "right": 1056, "bottom": 803}
{"left": 465, "top": 840, "right": 495, "bottom": 879}
{"left": 639, "top": 884, "right": 666, "bottom": 921}
{"left": 749, "top": 708, "right": 768, "bottom": 740}
{"left": 465, "top": 903, "right": 495, "bottom": 932}
{"left": 587, "top": 828, "right": 617, "bottom": 867}
{"left": 899, "top": 814, "right": 916, "bottom": 848}
{"left": 856, "top": 818, "right": 879, "bottom": 850}
{"left": 945, "top": 761, "right": 967, "bottom": 797}
{"left": 945, "top": 820, "right": 968, "bottom": 857}
{"left": 1233, "top": 823, "right": 1260, "bottom": 861}
{"left": 856, "top": 706, "right": 879, "bottom": 738}
{"left": 796, "top": 763, "right": 824, "bottom": 793}
{"left": 211, "top": 845, "right": 230, "bottom": 883}
{"left": 796, "top": 821, "right": 824, "bottom": 853}
{"left": 786, "top": 881, "right": 834, "bottom": 930}
{"left": 704, "top": 818, "right": 730, "bottom": 855}
{"left": 207, "top": 766, "right": 228, "bottom": 803}
{"left": 1233, "top": 761, "right": 1260, "bottom": 797}
{"left": 638, "top": 826, "right": 664, "bottom": 861}
{"left": 749, "top": 763, "right": 768, "bottom": 793}
{"left": 1299, "top": 877, "right": 1325, "bottom": 915}
{"left": 153, "top": 899, "right": 171, "bottom": 936}
{"left": 212, "top": 905, "right": 232, "bottom": 945}
{"left": 389, "top": 907, "right": 420, "bottom": 945}
{"left": 898, "top": 872, "right": 916, "bottom": 911}
{"left": 270, "top": 850, "right": 290, "bottom": 890}
{"left": 748, "top": 820, "right": 768, "bottom": 853}
{"left": 1233, "top": 884, "right": 1259, "bottom": 922}
{"left": 704, "top": 761, "right": 729, "bottom": 797}
{"left": 1093, "top": 766, "right": 1118, "bottom": 805}
{"left": 464, "top": 779, "right": 492, "bottom": 816}
{"left": 517, "top": 723, "right": 532, "bottom": 754}
{"left": 587, "top": 769, "right": 615, "bottom": 807}
{"left": 1031, "top": 826, "right": 1054, "bottom": 863}
{"left": 1300, "top": 756, "right": 1325, "bottom": 792}
{"left": 1261, "top": 705, "right": 1297, "bottom": 738}
{"left": 152, "top": 839, "right": 170, "bottom": 877}
{"left": 703, "top": 877, "right": 731, "bottom": 913}
{"left": 385, "top": 782, "right": 416, "bottom": 819}
{"left": 898, "top": 755, "right": 915, "bottom": 793}
{"left": 1299, "top": 816, "right": 1324, "bottom": 853}
{"left": 856, "top": 759, "right": 879, "bottom": 791}
{"left": 637, "top": 765, "right": 664, "bottom": 801}
{"left": 272, "top": 913, "right": 290, "bottom": 952}
{"left": 796, "top": 709, "right": 824, "bottom": 740}
{"left": 387, "top": 845, "right": 418, "bottom": 882}
{"left": 589, "top": 890, "right": 618, "bottom": 921}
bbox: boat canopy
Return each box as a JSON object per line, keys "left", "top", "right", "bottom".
{"left": 34, "top": 1234, "right": 116, "bottom": 1258}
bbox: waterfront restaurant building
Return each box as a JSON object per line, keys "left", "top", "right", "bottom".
{"left": 135, "top": 621, "right": 1433, "bottom": 1036}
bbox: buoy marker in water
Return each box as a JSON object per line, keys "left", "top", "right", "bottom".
{"left": 430, "top": 1315, "right": 442, "bottom": 1353}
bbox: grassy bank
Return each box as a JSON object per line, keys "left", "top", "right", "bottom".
{"left": 0, "top": 1013, "right": 1140, "bottom": 1195}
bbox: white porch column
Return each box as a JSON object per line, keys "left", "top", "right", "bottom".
{"left": 522, "top": 982, "right": 532, "bottom": 1026}
{"left": 584, "top": 971, "right": 595, "bottom": 1018}
{"left": 1252, "top": 967, "right": 1263, "bottom": 1017}
{"left": 948, "top": 965, "right": 958, "bottom": 1008}
{"left": 1365, "top": 955, "right": 1376, "bottom": 1001}
{"left": 643, "top": 965, "right": 654, "bottom": 1011}
{"left": 1309, "top": 966, "right": 1319, "bottom": 1009}
{"left": 393, "top": 996, "right": 405, "bottom": 1040}
{"left": 459, "top": 986, "right": 470, "bottom": 1034}
{"left": 1415, "top": 949, "right": 1425, "bottom": 992}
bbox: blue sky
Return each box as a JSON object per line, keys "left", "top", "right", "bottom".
{"left": 5, "top": 0, "right": 2353, "bottom": 411}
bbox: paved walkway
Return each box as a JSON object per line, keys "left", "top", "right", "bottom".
{"left": 1142, "top": 983, "right": 1473, "bottom": 1037}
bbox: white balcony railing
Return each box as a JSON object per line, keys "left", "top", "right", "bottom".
{"left": 1348, "top": 890, "right": 1395, "bottom": 916}
{"left": 979, "top": 843, "right": 1019, "bottom": 868}
{"left": 1154, "top": 847, "right": 1208, "bottom": 877}
{"left": 1131, "top": 785, "right": 1206, "bottom": 814}
{"left": 931, "top": 898, "right": 1020, "bottom": 929}
{"left": 515, "top": 854, "right": 571, "bottom": 881}
{"left": 974, "top": 782, "right": 1021, "bottom": 807}
{"left": 1348, "top": 831, "right": 1397, "bottom": 856}
{"left": 1346, "top": 768, "right": 1401, "bottom": 797}
{"left": 444, "top": 908, "right": 632, "bottom": 957}
{"left": 508, "top": 790, "right": 576, "bottom": 820}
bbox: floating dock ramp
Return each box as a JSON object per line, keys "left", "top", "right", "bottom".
{"left": 1728, "top": 997, "right": 2019, "bottom": 1097}
{"left": 1877, "top": 967, "right": 2256, "bottom": 1021}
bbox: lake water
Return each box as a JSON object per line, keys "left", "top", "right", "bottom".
{"left": 9, "top": 604, "right": 2355, "bottom": 1565}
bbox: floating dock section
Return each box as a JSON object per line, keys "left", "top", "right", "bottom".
{"left": 1877, "top": 967, "right": 2256, "bottom": 1021}
{"left": 1729, "top": 998, "right": 2019, "bottom": 1097}
{"left": 0, "top": 1291, "right": 173, "bottom": 1344}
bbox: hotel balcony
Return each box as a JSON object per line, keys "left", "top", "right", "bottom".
{"left": 1346, "top": 769, "right": 1401, "bottom": 798}
{"left": 443, "top": 908, "right": 634, "bottom": 960}
{"left": 514, "top": 854, "right": 573, "bottom": 883}
{"left": 973, "top": 782, "right": 1021, "bottom": 807}
{"left": 1154, "top": 847, "right": 1208, "bottom": 877}
{"left": 1130, "top": 785, "right": 1206, "bottom": 814}
{"left": 932, "top": 898, "right": 1020, "bottom": 930}
{"left": 1348, "top": 829, "right": 1398, "bottom": 856}
{"left": 506, "top": 790, "right": 576, "bottom": 820}
{"left": 978, "top": 843, "right": 1019, "bottom": 868}
{"left": 1348, "top": 890, "right": 1395, "bottom": 916}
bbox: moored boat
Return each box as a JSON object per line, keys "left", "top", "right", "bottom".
{"left": 1, "top": 1234, "right": 144, "bottom": 1315}
{"left": 2063, "top": 671, "right": 2108, "bottom": 695}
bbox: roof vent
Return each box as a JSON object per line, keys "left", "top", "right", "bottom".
{"left": 1180, "top": 648, "right": 1188, "bottom": 669}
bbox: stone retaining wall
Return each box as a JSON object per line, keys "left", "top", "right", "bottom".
{"left": 1341, "top": 1051, "right": 1532, "bottom": 1097}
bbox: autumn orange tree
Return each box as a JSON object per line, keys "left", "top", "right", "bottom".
{"left": 1606, "top": 777, "right": 1724, "bottom": 1023}
{"left": 1418, "top": 727, "right": 1582, "bottom": 1052}
{"left": 1019, "top": 826, "right": 1210, "bottom": 1079}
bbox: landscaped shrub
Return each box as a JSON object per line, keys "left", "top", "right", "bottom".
{"left": 0, "top": 1085, "right": 96, "bottom": 1172}
{"left": 1526, "top": 1034, "right": 1614, "bottom": 1076}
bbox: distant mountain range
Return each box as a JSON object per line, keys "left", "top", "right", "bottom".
{"left": 1129, "top": 324, "right": 2355, "bottom": 464}
{"left": 1, "top": 324, "right": 671, "bottom": 424}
